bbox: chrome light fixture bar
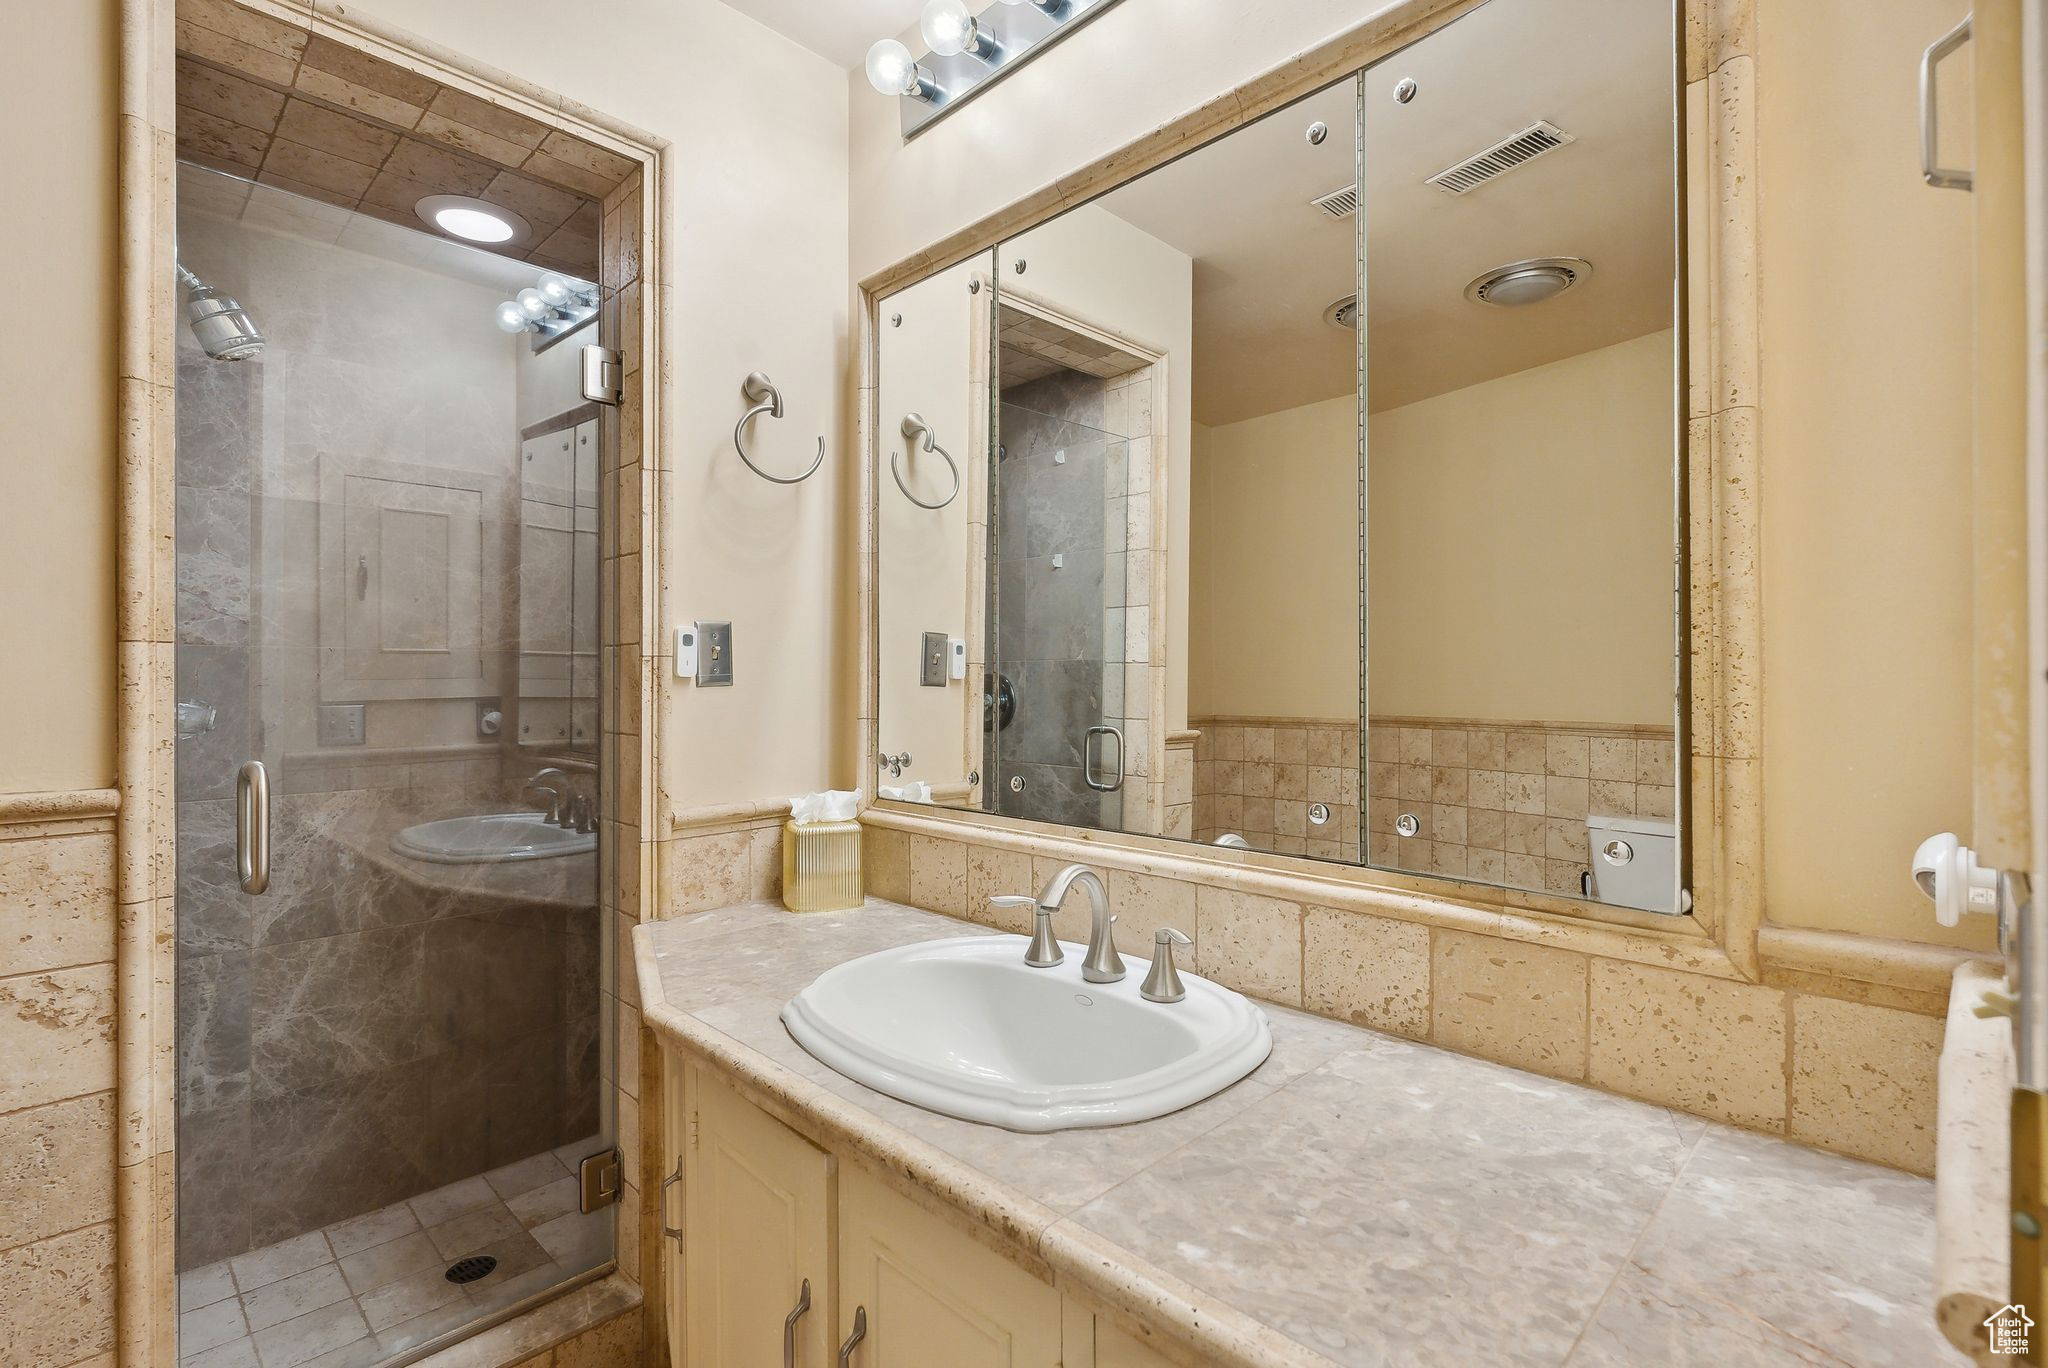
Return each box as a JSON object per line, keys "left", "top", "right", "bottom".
{"left": 867, "top": 0, "right": 1124, "bottom": 139}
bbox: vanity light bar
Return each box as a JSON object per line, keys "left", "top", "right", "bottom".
{"left": 868, "top": 0, "right": 1124, "bottom": 140}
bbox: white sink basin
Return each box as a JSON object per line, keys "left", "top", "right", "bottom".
{"left": 389, "top": 813, "right": 596, "bottom": 864}
{"left": 781, "top": 935, "right": 1271, "bottom": 1132}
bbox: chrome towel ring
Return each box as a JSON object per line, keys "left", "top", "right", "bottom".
{"left": 733, "top": 371, "right": 824, "bottom": 485}
{"left": 894, "top": 412, "right": 960, "bottom": 510}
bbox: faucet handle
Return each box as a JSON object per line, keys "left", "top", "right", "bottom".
{"left": 1140, "top": 927, "right": 1193, "bottom": 1003}
{"left": 1001, "top": 896, "right": 1063, "bottom": 969}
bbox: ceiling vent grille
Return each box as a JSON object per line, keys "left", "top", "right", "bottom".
{"left": 1310, "top": 183, "right": 1359, "bottom": 219}
{"left": 1425, "top": 120, "right": 1575, "bottom": 196}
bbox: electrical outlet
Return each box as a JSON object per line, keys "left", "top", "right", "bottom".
{"left": 318, "top": 703, "right": 365, "bottom": 747}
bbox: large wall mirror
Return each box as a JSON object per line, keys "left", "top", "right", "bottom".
{"left": 874, "top": 0, "right": 1686, "bottom": 915}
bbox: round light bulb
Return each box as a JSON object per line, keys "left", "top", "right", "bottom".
{"left": 517, "top": 287, "right": 551, "bottom": 319}
{"left": 865, "top": 38, "right": 919, "bottom": 96}
{"left": 921, "top": 0, "right": 977, "bottom": 57}
{"left": 537, "top": 272, "right": 575, "bottom": 307}
{"left": 495, "top": 301, "right": 529, "bottom": 334}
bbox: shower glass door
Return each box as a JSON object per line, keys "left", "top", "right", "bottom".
{"left": 173, "top": 164, "right": 612, "bottom": 1367}
{"left": 987, "top": 299, "right": 1132, "bottom": 830}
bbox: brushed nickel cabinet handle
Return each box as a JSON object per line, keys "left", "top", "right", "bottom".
{"left": 837, "top": 1306, "right": 866, "bottom": 1367}
{"left": 659, "top": 1160, "right": 683, "bottom": 1242}
{"left": 783, "top": 1278, "right": 811, "bottom": 1368}
{"left": 236, "top": 760, "right": 269, "bottom": 894}
{"left": 1919, "top": 16, "right": 1973, "bottom": 190}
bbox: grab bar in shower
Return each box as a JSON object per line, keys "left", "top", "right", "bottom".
{"left": 732, "top": 371, "right": 824, "bottom": 484}
{"left": 894, "top": 413, "right": 960, "bottom": 510}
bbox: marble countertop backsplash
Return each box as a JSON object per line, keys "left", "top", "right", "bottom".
{"left": 635, "top": 899, "right": 1961, "bottom": 1368}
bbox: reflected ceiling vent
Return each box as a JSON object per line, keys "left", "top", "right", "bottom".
{"left": 1323, "top": 293, "right": 1359, "bottom": 329}
{"left": 1426, "top": 120, "right": 1575, "bottom": 195}
{"left": 1310, "top": 183, "right": 1359, "bottom": 219}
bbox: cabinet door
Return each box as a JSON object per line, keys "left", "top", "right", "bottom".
{"left": 683, "top": 1064, "right": 835, "bottom": 1368}
{"left": 838, "top": 1165, "right": 1060, "bottom": 1368}
{"left": 1094, "top": 1319, "right": 1179, "bottom": 1368}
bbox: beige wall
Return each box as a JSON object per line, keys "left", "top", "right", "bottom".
{"left": 1191, "top": 332, "right": 1672, "bottom": 728}
{"left": 387, "top": 0, "right": 852, "bottom": 812}
{"left": 1371, "top": 330, "right": 1675, "bottom": 726}
{"left": 1756, "top": 0, "right": 1988, "bottom": 948}
{"left": 1189, "top": 395, "right": 1359, "bottom": 722}
{"left": 0, "top": 0, "right": 119, "bottom": 795}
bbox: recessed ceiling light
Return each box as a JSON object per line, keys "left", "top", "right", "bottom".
{"left": 414, "top": 194, "right": 529, "bottom": 245}
{"left": 1464, "top": 256, "right": 1592, "bottom": 308}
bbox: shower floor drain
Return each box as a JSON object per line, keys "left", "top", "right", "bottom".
{"left": 444, "top": 1255, "right": 497, "bottom": 1285}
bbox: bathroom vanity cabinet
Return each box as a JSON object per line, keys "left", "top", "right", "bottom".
{"left": 662, "top": 1055, "right": 1177, "bottom": 1368}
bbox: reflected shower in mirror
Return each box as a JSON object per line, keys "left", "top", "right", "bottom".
{"left": 873, "top": 0, "right": 1683, "bottom": 915}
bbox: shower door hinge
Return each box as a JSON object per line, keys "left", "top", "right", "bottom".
{"left": 580, "top": 344, "right": 623, "bottom": 406}
{"left": 578, "top": 1147, "right": 622, "bottom": 1213}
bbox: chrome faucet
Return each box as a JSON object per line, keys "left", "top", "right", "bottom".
{"left": 524, "top": 767, "right": 569, "bottom": 825}
{"left": 1032, "top": 863, "right": 1125, "bottom": 983}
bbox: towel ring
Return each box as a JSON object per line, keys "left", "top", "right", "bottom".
{"left": 894, "top": 413, "right": 960, "bottom": 510}
{"left": 733, "top": 371, "right": 824, "bottom": 485}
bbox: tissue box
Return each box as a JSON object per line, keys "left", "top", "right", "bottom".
{"left": 781, "top": 819, "right": 862, "bottom": 913}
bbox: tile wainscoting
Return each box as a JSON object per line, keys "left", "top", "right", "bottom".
{"left": 1191, "top": 715, "right": 1676, "bottom": 895}
{"left": 0, "top": 791, "right": 122, "bottom": 1368}
{"left": 860, "top": 814, "right": 1958, "bottom": 1177}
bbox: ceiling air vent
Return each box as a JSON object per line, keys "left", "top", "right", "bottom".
{"left": 1310, "top": 183, "right": 1359, "bottom": 219}
{"left": 1425, "top": 120, "right": 1575, "bottom": 196}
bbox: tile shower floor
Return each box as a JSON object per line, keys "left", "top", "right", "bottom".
{"left": 176, "top": 1139, "right": 611, "bottom": 1368}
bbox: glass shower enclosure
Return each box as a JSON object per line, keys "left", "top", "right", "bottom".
{"left": 173, "top": 164, "right": 612, "bottom": 1366}
{"left": 984, "top": 299, "right": 1133, "bottom": 831}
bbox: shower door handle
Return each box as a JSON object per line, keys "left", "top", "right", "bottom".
{"left": 236, "top": 760, "right": 270, "bottom": 894}
{"left": 1083, "top": 725, "right": 1125, "bottom": 792}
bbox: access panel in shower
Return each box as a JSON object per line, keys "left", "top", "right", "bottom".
{"left": 172, "top": 163, "right": 614, "bottom": 1367}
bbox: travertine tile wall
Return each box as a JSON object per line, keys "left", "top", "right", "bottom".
{"left": 1367, "top": 718, "right": 1675, "bottom": 893}
{"left": 1190, "top": 718, "right": 1361, "bottom": 857}
{"left": 1192, "top": 716, "right": 1677, "bottom": 891}
{"left": 0, "top": 795, "right": 122, "bottom": 1368}
{"left": 863, "top": 820, "right": 1948, "bottom": 1177}
{"left": 173, "top": 0, "right": 638, "bottom": 275}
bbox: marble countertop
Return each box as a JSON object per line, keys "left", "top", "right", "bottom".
{"left": 635, "top": 899, "right": 1961, "bottom": 1368}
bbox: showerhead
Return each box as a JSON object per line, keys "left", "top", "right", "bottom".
{"left": 177, "top": 263, "right": 264, "bottom": 361}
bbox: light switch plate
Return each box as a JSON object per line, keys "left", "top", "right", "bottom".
{"left": 318, "top": 703, "right": 365, "bottom": 747}
{"left": 920, "top": 631, "right": 948, "bottom": 687}
{"left": 696, "top": 621, "right": 734, "bottom": 687}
